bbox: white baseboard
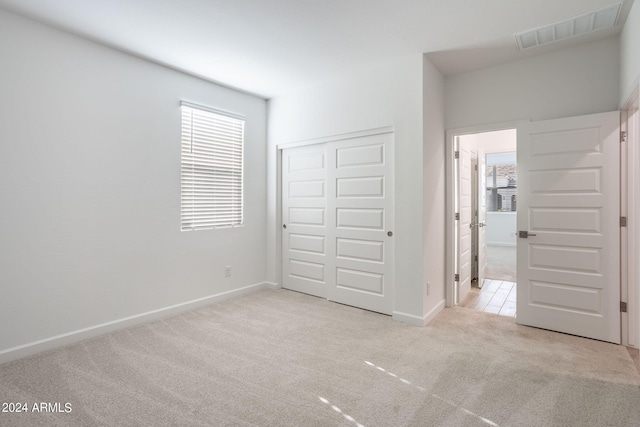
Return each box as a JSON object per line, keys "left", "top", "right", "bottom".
{"left": 392, "top": 311, "right": 425, "bottom": 326}
{"left": 393, "top": 300, "right": 445, "bottom": 326}
{"left": 264, "top": 281, "right": 281, "bottom": 289}
{"left": 423, "top": 300, "right": 446, "bottom": 325}
{"left": 0, "top": 282, "right": 273, "bottom": 365}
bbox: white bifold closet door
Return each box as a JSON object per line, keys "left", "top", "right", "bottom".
{"left": 282, "top": 131, "right": 394, "bottom": 315}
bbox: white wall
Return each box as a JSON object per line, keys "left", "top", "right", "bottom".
{"left": 486, "top": 213, "right": 517, "bottom": 246}
{"left": 476, "top": 129, "right": 517, "bottom": 154}
{"left": 621, "top": 0, "right": 640, "bottom": 104}
{"left": 446, "top": 37, "right": 620, "bottom": 129}
{"left": 268, "top": 54, "right": 437, "bottom": 323}
{"left": 0, "top": 10, "right": 268, "bottom": 360}
{"left": 422, "top": 57, "right": 447, "bottom": 319}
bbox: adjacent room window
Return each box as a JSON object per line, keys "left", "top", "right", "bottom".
{"left": 486, "top": 151, "right": 517, "bottom": 212}
{"left": 180, "top": 102, "right": 245, "bottom": 231}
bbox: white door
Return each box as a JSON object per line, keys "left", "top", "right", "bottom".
{"left": 517, "top": 111, "right": 620, "bottom": 343}
{"left": 282, "top": 145, "right": 328, "bottom": 298}
{"left": 327, "top": 133, "right": 394, "bottom": 314}
{"left": 457, "top": 140, "right": 473, "bottom": 303}
{"left": 477, "top": 146, "right": 487, "bottom": 287}
{"left": 282, "top": 131, "right": 395, "bottom": 314}
{"left": 471, "top": 156, "right": 478, "bottom": 280}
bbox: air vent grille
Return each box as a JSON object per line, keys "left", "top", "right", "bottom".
{"left": 515, "top": 2, "right": 622, "bottom": 50}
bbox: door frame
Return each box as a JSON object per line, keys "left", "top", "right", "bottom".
{"left": 622, "top": 87, "right": 639, "bottom": 347}
{"left": 447, "top": 115, "right": 637, "bottom": 346}
{"left": 445, "top": 120, "right": 527, "bottom": 308}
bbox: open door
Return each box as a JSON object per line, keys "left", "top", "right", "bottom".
{"left": 457, "top": 138, "right": 473, "bottom": 303}
{"left": 477, "top": 146, "right": 487, "bottom": 287}
{"left": 517, "top": 111, "right": 620, "bottom": 343}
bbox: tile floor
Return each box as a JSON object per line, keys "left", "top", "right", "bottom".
{"left": 461, "top": 279, "right": 517, "bottom": 318}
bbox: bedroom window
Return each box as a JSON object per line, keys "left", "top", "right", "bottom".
{"left": 180, "top": 102, "right": 244, "bottom": 231}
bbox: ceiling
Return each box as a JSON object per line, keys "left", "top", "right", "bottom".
{"left": 0, "top": 0, "right": 634, "bottom": 99}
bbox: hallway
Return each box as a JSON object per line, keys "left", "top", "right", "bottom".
{"left": 462, "top": 279, "right": 517, "bottom": 317}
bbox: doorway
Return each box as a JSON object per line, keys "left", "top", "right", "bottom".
{"left": 454, "top": 129, "right": 517, "bottom": 316}
{"left": 447, "top": 112, "right": 624, "bottom": 344}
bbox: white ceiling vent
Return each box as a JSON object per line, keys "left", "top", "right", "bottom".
{"left": 515, "top": 2, "right": 622, "bottom": 50}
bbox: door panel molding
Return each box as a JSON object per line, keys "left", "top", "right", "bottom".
{"left": 517, "top": 111, "right": 620, "bottom": 343}
{"left": 282, "top": 130, "right": 394, "bottom": 315}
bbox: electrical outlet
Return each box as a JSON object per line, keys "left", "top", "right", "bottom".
{"left": 225, "top": 266, "right": 231, "bottom": 277}
{"left": 427, "top": 281, "right": 431, "bottom": 296}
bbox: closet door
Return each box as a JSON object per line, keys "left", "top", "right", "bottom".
{"left": 282, "top": 145, "right": 328, "bottom": 298}
{"left": 282, "top": 130, "right": 395, "bottom": 314}
{"left": 328, "top": 133, "right": 395, "bottom": 314}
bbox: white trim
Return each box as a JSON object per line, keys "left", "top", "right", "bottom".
{"left": 446, "top": 120, "right": 528, "bottom": 308}
{"left": 445, "top": 131, "right": 457, "bottom": 307}
{"left": 180, "top": 100, "right": 245, "bottom": 120}
{"left": 277, "top": 126, "right": 394, "bottom": 150}
{"left": 264, "top": 281, "right": 281, "bottom": 289}
{"left": 446, "top": 120, "right": 528, "bottom": 137}
{"left": 487, "top": 242, "right": 517, "bottom": 247}
{"left": 392, "top": 311, "right": 426, "bottom": 326}
{"left": 622, "top": 86, "right": 640, "bottom": 348}
{"left": 275, "top": 149, "right": 283, "bottom": 287}
{"left": 0, "top": 282, "right": 274, "bottom": 365}
{"left": 424, "top": 299, "right": 446, "bottom": 325}
{"left": 393, "top": 300, "right": 445, "bottom": 326}
{"left": 620, "top": 74, "right": 640, "bottom": 110}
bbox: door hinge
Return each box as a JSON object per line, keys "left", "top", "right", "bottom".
{"left": 475, "top": 255, "right": 478, "bottom": 262}
{"left": 621, "top": 216, "right": 628, "bottom": 227}
{"left": 454, "top": 273, "right": 460, "bottom": 282}
{"left": 455, "top": 212, "right": 460, "bottom": 220}
{"left": 621, "top": 301, "right": 628, "bottom": 313}
{"left": 621, "top": 131, "right": 628, "bottom": 142}
{"left": 454, "top": 151, "right": 460, "bottom": 159}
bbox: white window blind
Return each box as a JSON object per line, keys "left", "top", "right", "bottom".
{"left": 181, "top": 103, "right": 244, "bottom": 231}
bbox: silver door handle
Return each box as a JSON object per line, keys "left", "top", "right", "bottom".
{"left": 478, "top": 222, "right": 486, "bottom": 228}
{"left": 519, "top": 230, "right": 537, "bottom": 238}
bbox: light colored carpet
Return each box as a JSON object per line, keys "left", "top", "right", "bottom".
{"left": 1, "top": 289, "right": 639, "bottom": 426}
{"left": 485, "top": 245, "right": 516, "bottom": 282}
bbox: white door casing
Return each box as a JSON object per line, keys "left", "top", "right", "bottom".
{"left": 517, "top": 111, "right": 620, "bottom": 343}
{"left": 282, "top": 131, "right": 394, "bottom": 314}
